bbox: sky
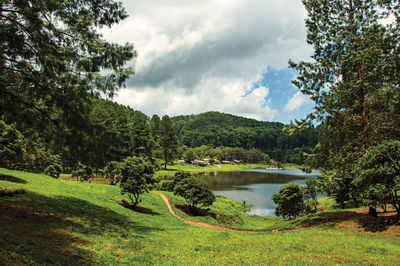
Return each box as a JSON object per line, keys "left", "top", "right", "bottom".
{"left": 100, "top": 0, "right": 315, "bottom": 124}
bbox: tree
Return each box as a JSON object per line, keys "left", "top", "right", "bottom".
{"left": 174, "top": 176, "right": 215, "bottom": 213}
{"left": 183, "top": 148, "right": 196, "bottom": 163}
{"left": 0, "top": 120, "right": 25, "bottom": 169}
{"left": 288, "top": 0, "right": 400, "bottom": 216}
{"left": 118, "top": 156, "right": 155, "bottom": 208}
{"left": 1, "top": 0, "right": 136, "bottom": 168}
{"left": 43, "top": 152, "right": 63, "bottom": 178}
{"left": 272, "top": 183, "right": 305, "bottom": 219}
{"left": 71, "top": 162, "right": 93, "bottom": 182}
{"left": 160, "top": 115, "right": 179, "bottom": 169}
{"left": 104, "top": 161, "right": 120, "bottom": 185}
{"left": 303, "top": 178, "right": 319, "bottom": 212}
{"left": 355, "top": 141, "right": 400, "bottom": 218}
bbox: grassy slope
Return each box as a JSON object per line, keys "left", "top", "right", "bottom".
{"left": 1, "top": 168, "right": 400, "bottom": 265}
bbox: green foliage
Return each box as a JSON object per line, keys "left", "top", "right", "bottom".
{"left": 183, "top": 148, "right": 196, "bottom": 162}
{"left": 118, "top": 156, "right": 155, "bottom": 207}
{"left": 355, "top": 140, "right": 400, "bottom": 217}
{"left": 160, "top": 115, "right": 179, "bottom": 169}
{"left": 288, "top": 0, "right": 400, "bottom": 211}
{"left": 272, "top": 183, "right": 305, "bottom": 219}
{"left": 71, "top": 162, "right": 93, "bottom": 182}
{"left": 0, "top": 120, "right": 25, "bottom": 169}
{"left": 104, "top": 161, "right": 120, "bottom": 185}
{"left": 1, "top": 0, "right": 136, "bottom": 172}
{"left": 174, "top": 176, "right": 216, "bottom": 212}
{"left": 172, "top": 112, "right": 317, "bottom": 163}
{"left": 43, "top": 152, "right": 63, "bottom": 178}
{"left": 303, "top": 178, "right": 319, "bottom": 212}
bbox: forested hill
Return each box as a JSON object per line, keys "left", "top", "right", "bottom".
{"left": 171, "top": 112, "right": 317, "bottom": 158}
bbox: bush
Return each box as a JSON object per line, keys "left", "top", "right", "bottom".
{"left": 155, "top": 179, "right": 175, "bottom": 191}
{"left": 272, "top": 183, "right": 305, "bottom": 219}
{"left": 43, "top": 152, "right": 63, "bottom": 178}
{"left": 71, "top": 162, "right": 93, "bottom": 182}
{"left": 118, "top": 156, "right": 155, "bottom": 207}
{"left": 0, "top": 120, "right": 25, "bottom": 169}
{"left": 44, "top": 163, "right": 63, "bottom": 178}
{"left": 355, "top": 140, "right": 400, "bottom": 218}
{"left": 174, "top": 176, "right": 215, "bottom": 212}
{"left": 104, "top": 161, "right": 120, "bottom": 185}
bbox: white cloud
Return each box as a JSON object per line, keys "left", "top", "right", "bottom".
{"left": 284, "top": 91, "right": 311, "bottom": 112}
{"left": 115, "top": 82, "right": 278, "bottom": 121}
{"left": 100, "top": 0, "right": 312, "bottom": 121}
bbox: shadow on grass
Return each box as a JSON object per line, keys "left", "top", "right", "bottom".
{"left": 0, "top": 191, "right": 161, "bottom": 265}
{"left": 0, "top": 174, "right": 27, "bottom": 184}
{"left": 175, "top": 204, "right": 217, "bottom": 219}
{"left": 297, "top": 210, "right": 399, "bottom": 232}
{"left": 117, "top": 199, "right": 160, "bottom": 215}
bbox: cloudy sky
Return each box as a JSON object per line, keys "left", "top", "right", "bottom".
{"left": 101, "top": 0, "right": 315, "bottom": 123}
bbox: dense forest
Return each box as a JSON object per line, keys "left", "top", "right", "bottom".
{"left": 172, "top": 112, "right": 318, "bottom": 163}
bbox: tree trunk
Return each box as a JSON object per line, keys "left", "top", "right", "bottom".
{"left": 349, "top": 0, "right": 376, "bottom": 217}
{"left": 368, "top": 207, "right": 378, "bottom": 218}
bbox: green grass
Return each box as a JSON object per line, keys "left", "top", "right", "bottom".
{"left": 1, "top": 168, "right": 400, "bottom": 265}
{"left": 155, "top": 163, "right": 266, "bottom": 178}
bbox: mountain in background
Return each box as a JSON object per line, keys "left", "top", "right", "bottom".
{"left": 171, "top": 111, "right": 317, "bottom": 163}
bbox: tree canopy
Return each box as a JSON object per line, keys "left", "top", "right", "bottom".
{"left": 288, "top": 0, "right": 400, "bottom": 214}
{"left": 172, "top": 112, "right": 317, "bottom": 164}
{"left": 1, "top": 0, "right": 135, "bottom": 170}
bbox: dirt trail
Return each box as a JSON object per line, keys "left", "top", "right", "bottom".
{"left": 158, "top": 193, "right": 269, "bottom": 234}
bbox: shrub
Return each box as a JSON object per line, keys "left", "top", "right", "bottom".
{"left": 174, "top": 176, "right": 215, "bottom": 212}
{"left": 0, "top": 120, "right": 25, "bottom": 169}
{"left": 272, "top": 183, "right": 305, "bottom": 219}
{"left": 354, "top": 140, "right": 400, "bottom": 218}
{"left": 44, "top": 163, "right": 63, "bottom": 178}
{"left": 71, "top": 162, "right": 93, "bottom": 182}
{"left": 104, "top": 161, "right": 120, "bottom": 185}
{"left": 118, "top": 156, "right": 155, "bottom": 207}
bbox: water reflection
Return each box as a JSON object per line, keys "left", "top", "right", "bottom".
{"left": 195, "top": 168, "right": 320, "bottom": 216}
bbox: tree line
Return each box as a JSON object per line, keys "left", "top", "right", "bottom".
{"left": 172, "top": 112, "right": 318, "bottom": 164}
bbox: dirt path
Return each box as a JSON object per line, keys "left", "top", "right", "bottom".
{"left": 158, "top": 193, "right": 268, "bottom": 234}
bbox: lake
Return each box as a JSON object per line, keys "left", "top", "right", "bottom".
{"left": 195, "top": 168, "right": 321, "bottom": 216}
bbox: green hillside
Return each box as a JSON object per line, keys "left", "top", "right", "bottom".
{"left": 1, "top": 168, "right": 400, "bottom": 265}
{"left": 172, "top": 112, "right": 318, "bottom": 163}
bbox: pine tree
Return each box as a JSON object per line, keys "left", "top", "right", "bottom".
{"left": 289, "top": 0, "right": 400, "bottom": 216}
{"left": 160, "top": 115, "right": 179, "bottom": 170}
{"left": 0, "top": 0, "right": 136, "bottom": 159}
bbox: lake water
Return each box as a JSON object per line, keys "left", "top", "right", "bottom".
{"left": 195, "top": 168, "right": 321, "bottom": 216}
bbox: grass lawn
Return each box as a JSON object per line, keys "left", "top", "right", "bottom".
{"left": 1, "top": 168, "right": 400, "bottom": 265}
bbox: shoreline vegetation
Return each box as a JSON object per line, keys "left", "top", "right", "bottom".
{"left": 1, "top": 167, "right": 400, "bottom": 264}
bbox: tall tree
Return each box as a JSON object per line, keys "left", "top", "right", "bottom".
{"left": 288, "top": 0, "right": 400, "bottom": 216}
{"left": 160, "top": 115, "right": 178, "bottom": 169}
{"left": 0, "top": 0, "right": 136, "bottom": 165}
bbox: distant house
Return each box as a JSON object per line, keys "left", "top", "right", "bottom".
{"left": 221, "top": 161, "right": 232, "bottom": 164}
{"left": 233, "top": 160, "right": 241, "bottom": 165}
{"left": 192, "top": 160, "right": 208, "bottom": 166}
{"left": 177, "top": 160, "right": 185, "bottom": 164}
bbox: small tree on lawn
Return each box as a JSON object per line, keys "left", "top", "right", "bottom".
{"left": 272, "top": 183, "right": 305, "bottom": 219}
{"left": 174, "top": 176, "right": 215, "bottom": 213}
{"left": 354, "top": 141, "right": 400, "bottom": 218}
{"left": 104, "top": 161, "right": 120, "bottom": 185}
{"left": 303, "top": 178, "right": 319, "bottom": 213}
{"left": 118, "top": 156, "right": 155, "bottom": 208}
{"left": 71, "top": 162, "right": 93, "bottom": 182}
{"left": 43, "top": 152, "right": 63, "bottom": 178}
